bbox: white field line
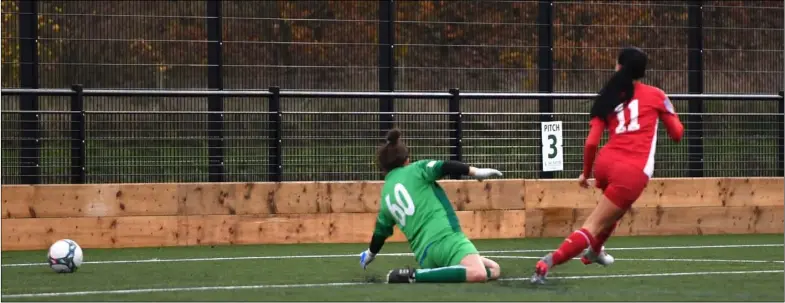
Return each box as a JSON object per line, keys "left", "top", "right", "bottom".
{"left": 2, "top": 270, "right": 782, "bottom": 299}
{"left": 3, "top": 243, "right": 782, "bottom": 268}
{"left": 501, "top": 269, "right": 784, "bottom": 281}
{"left": 490, "top": 255, "right": 785, "bottom": 263}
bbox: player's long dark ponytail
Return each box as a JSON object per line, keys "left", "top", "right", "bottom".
{"left": 376, "top": 128, "right": 410, "bottom": 175}
{"left": 590, "top": 47, "right": 648, "bottom": 121}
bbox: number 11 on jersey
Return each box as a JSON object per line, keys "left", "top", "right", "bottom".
{"left": 615, "top": 99, "right": 641, "bottom": 134}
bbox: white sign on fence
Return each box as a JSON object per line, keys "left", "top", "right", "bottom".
{"left": 541, "top": 121, "right": 564, "bottom": 172}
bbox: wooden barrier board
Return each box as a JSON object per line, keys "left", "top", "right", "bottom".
{"left": 4, "top": 178, "right": 781, "bottom": 219}
{"left": 524, "top": 205, "right": 784, "bottom": 238}
{"left": 1, "top": 179, "right": 529, "bottom": 218}
{"left": 2, "top": 177, "right": 782, "bottom": 250}
{"left": 4, "top": 205, "right": 781, "bottom": 251}
{"left": 1, "top": 210, "right": 527, "bottom": 250}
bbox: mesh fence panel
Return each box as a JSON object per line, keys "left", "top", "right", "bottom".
{"left": 1, "top": 0, "right": 782, "bottom": 184}
{"left": 0, "top": 99, "right": 781, "bottom": 183}
{"left": 1, "top": 96, "right": 72, "bottom": 184}
{"left": 395, "top": 1, "right": 539, "bottom": 92}
{"left": 35, "top": 1, "right": 208, "bottom": 89}
{"left": 703, "top": 1, "right": 784, "bottom": 93}
{"left": 1, "top": 0, "right": 781, "bottom": 92}
{"left": 395, "top": 99, "right": 452, "bottom": 169}
{"left": 224, "top": 97, "right": 272, "bottom": 182}
{"left": 222, "top": 1, "right": 379, "bottom": 91}
{"left": 280, "top": 98, "right": 380, "bottom": 181}
{"left": 1, "top": 96, "right": 20, "bottom": 184}
{"left": 553, "top": 1, "right": 690, "bottom": 93}
{"left": 84, "top": 96, "right": 208, "bottom": 183}
{"left": 1, "top": 1, "right": 20, "bottom": 88}
{"left": 462, "top": 99, "right": 541, "bottom": 178}
{"left": 38, "top": 96, "right": 71, "bottom": 184}
{"left": 702, "top": 100, "right": 780, "bottom": 177}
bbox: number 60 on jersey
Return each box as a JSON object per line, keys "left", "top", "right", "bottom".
{"left": 540, "top": 121, "right": 564, "bottom": 172}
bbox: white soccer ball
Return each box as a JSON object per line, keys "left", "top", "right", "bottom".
{"left": 47, "top": 239, "right": 83, "bottom": 273}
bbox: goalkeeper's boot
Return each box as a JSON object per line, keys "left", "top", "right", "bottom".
{"left": 530, "top": 253, "right": 553, "bottom": 285}
{"left": 386, "top": 268, "right": 415, "bottom": 284}
{"left": 580, "top": 246, "right": 615, "bottom": 266}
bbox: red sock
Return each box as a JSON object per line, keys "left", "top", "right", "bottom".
{"left": 552, "top": 228, "right": 596, "bottom": 266}
{"left": 592, "top": 221, "right": 618, "bottom": 253}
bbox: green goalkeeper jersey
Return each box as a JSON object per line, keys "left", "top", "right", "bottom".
{"left": 372, "top": 159, "right": 462, "bottom": 261}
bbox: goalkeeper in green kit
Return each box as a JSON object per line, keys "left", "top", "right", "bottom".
{"left": 359, "top": 128, "right": 503, "bottom": 283}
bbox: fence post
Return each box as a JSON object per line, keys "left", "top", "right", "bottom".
{"left": 70, "top": 84, "right": 86, "bottom": 184}
{"left": 449, "top": 88, "right": 462, "bottom": 179}
{"left": 19, "top": 0, "right": 40, "bottom": 184}
{"left": 378, "top": 0, "right": 395, "bottom": 139}
{"left": 687, "top": 0, "right": 705, "bottom": 177}
{"left": 778, "top": 90, "right": 784, "bottom": 177}
{"left": 268, "top": 87, "right": 283, "bottom": 182}
{"left": 207, "top": 0, "right": 225, "bottom": 182}
{"left": 537, "top": 0, "right": 554, "bottom": 179}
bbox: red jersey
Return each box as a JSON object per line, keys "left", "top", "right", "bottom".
{"left": 582, "top": 82, "right": 684, "bottom": 178}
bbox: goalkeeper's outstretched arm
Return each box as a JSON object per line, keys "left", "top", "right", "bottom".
{"left": 440, "top": 160, "right": 502, "bottom": 179}
{"left": 360, "top": 210, "right": 394, "bottom": 269}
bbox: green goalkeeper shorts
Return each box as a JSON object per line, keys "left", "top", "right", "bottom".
{"left": 417, "top": 232, "right": 479, "bottom": 269}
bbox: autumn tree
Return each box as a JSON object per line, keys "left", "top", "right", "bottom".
{"left": 1, "top": 0, "right": 781, "bottom": 93}
{"left": 1, "top": 0, "right": 66, "bottom": 87}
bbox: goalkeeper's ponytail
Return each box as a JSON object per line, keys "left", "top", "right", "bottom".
{"left": 376, "top": 128, "right": 410, "bottom": 175}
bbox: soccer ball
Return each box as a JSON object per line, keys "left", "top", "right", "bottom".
{"left": 47, "top": 239, "right": 83, "bottom": 273}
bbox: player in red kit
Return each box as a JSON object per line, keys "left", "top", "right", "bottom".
{"left": 530, "top": 47, "right": 684, "bottom": 284}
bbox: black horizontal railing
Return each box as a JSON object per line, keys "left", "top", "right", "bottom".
{"left": 3, "top": 88, "right": 783, "bottom": 101}
{"left": 1, "top": 86, "right": 783, "bottom": 184}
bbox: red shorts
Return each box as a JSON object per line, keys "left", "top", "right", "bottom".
{"left": 593, "top": 157, "right": 650, "bottom": 209}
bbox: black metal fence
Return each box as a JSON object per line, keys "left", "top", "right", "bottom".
{"left": 2, "top": 88, "right": 783, "bottom": 184}
{"left": 2, "top": 1, "right": 783, "bottom": 92}
{"left": 1, "top": 1, "right": 783, "bottom": 184}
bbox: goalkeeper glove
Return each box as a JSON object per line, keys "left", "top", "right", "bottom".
{"left": 359, "top": 249, "right": 376, "bottom": 269}
{"left": 472, "top": 168, "right": 503, "bottom": 180}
